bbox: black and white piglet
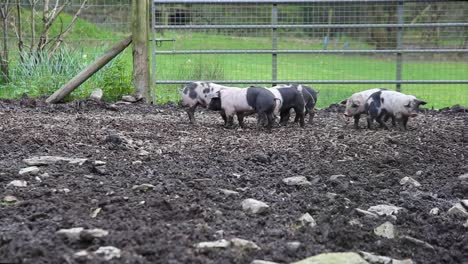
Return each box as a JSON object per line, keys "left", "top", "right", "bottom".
{"left": 180, "top": 82, "right": 241, "bottom": 124}
{"left": 207, "top": 86, "right": 278, "bottom": 129}
{"left": 365, "top": 90, "right": 427, "bottom": 130}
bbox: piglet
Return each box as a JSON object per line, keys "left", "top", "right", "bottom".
{"left": 365, "top": 90, "right": 427, "bottom": 130}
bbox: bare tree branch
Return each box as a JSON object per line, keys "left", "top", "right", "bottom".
{"left": 49, "top": 0, "right": 87, "bottom": 56}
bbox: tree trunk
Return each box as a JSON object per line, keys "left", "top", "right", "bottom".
{"left": 0, "top": 1, "right": 10, "bottom": 83}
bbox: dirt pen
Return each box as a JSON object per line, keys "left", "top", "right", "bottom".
{"left": 0, "top": 98, "right": 466, "bottom": 264}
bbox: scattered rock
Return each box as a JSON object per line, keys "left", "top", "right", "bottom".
{"left": 74, "top": 250, "right": 93, "bottom": 260}
{"left": 400, "top": 235, "right": 434, "bottom": 250}
{"left": 57, "top": 227, "right": 84, "bottom": 241}
{"left": 90, "top": 88, "right": 103, "bottom": 101}
{"left": 241, "top": 199, "right": 269, "bottom": 214}
{"left": 35, "top": 176, "right": 42, "bottom": 183}
{"left": 348, "top": 219, "right": 363, "bottom": 227}
{"left": 219, "top": 188, "right": 239, "bottom": 196}
{"left": 132, "top": 160, "right": 143, "bottom": 165}
{"left": 90, "top": 207, "right": 102, "bottom": 218}
{"left": 94, "top": 160, "right": 106, "bottom": 166}
{"left": 326, "top": 192, "right": 338, "bottom": 199}
{"left": 374, "top": 221, "right": 396, "bottom": 239}
{"left": 59, "top": 188, "right": 70, "bottom": 194}
{"left": 3, "top": 195, "right": 18, "bottom": 203}
{"left": 282, "top": 176, "right": 312, "bottom": 186}
{"left": 461, "top": 199, "right": 468, "bottom": 208}
{"left": 230, "top": 238, "right": 261, "bottom": 250}
{"left": 447, "top": 203, "right": 468, "bottom": 218}
{"left": 330, "top": 174, "right": 346, "bottom": 181}
{"left": 23, "top": 156, "right": 87, "bottom": 166}
{"left": 132, "top": 183, "right": 155, "bottom": 191}
{"left": 399, "top": 177, "right": 421, "bottom": 187}
{"left": 368, "top": 204, "right": 403, "bottom": 217}
{"left": 360, "top": 251, "right": 413, "bottom": 264}
{"left": 292, "top": 252, "right": 369, "bottom": 264}
{"left": 298, "top": 213, "right": 317, "bottom": 228}
{"left": 93, "top": 165, "right": 107, "bottom": 175}
{"left": 458, "top": 173, "right": 468, "bottom": 180}
{"left": 114, "top": 100, "right": 132, "bottom": 105}
{"left": 355, "top": 208, "right": 378, "bottom": 218}
{"left": 251, "top": 260, "right": 279, "bottom": 264}
{"left": 19, "top": 166, "right": 40, "bottom": 176}
{"left": 57, "top": 227, "right": 108, "bottom": 241}
{"left": 80, "top": 228, "right": 109, "bottom": 240}
{"left": 286, "top": 241, "right": 301, "bottom": 252}
{"left": 463, "top": 219, "right": 468, "bottom": 228}
{"left": 429, "top": 207, "right": 439, "bottom": 215}
{"left": 195, "top": 239, "right": 231, "bottom": 249}
{"left": 138, "top": 150, "right": 150, "bottom": 156}
{"left": 94, "top": 246, "right": 121, "bottom": 260}
{"left": 122, "top": 95, "right": 138, "bottom": 103}
{"left": 415, "top": 170, "right": 423, "bottom": 176}
{"left": 7, "top": 180, "right": 27, "bottom": 188}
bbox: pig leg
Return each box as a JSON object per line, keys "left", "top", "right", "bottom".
{"left": 256, "top": 112, "right": 266, "bottom": 128}
{"left": 186, "top": 103, "right": 198, "bottom": 124}
{"left": 308, "top": 109, "right": 315, "bottom": 124}
{"left": 279, "top": 110, "right": 290, "bottom": 126}
{"left": 383, "top": 114, "right": 396, "bottom": 127}
{"left": 354, "top": 114, "right": 361, "bottom": 129}
{"left": 376, "top": 114, "right": 389, "bottom": 130}
{"left": 220, "top": 111, "right": 227, "bottom": 126}
{"left": 266, "top": 113, "right": 274, "bottom": 130}
{"left": 294, "top": 106, "right": 305, "bottom": 128}
{"left": 237, "top": 113, "right": 245, "bottom": 128}
{"left": 225, "top": 115, "right": 235, "bottom": 129}
{"left": 401, "top": 116, "right": 409, "bottom": 130}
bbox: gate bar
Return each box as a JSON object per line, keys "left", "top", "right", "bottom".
{"left": 155, "top": 49, "right": 468, "bottom": 54}
{"left": 154, "top": 80, "right": 468, "bottom": 84}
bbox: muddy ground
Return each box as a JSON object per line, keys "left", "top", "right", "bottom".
{"left": 0, "top": 99, "right": 467, "bottom": 264}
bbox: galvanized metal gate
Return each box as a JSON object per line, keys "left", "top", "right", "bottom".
{"left": 151, "top": 0, "right": 468, "bottom": 105}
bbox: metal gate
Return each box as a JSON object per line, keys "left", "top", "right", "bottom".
{"left": 151, "top": 0, "right": 468, "bottom": 107}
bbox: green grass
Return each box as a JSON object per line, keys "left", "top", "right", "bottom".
{"left": 1, "top": 13, "right": 467, "bottom": 109}
{"left": 153, "top": 32, "right": 468, "bottom": 108}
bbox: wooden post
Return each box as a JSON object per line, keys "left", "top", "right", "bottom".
{"left": 132, "top": 0, "right": 151, "bottom": 103}
{"left": 46, "top": 35, "right": 132, "bottom": 104}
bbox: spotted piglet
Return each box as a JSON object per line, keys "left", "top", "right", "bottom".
{"left": 180, "top": 82, "right": 241, "bottom": 124}
{"left": 207, "top": 86, "right": 278, "bottom": 129}
{"left": 365, "top": 90, "right": 427, "bottom": 130}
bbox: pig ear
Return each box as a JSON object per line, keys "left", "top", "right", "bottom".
{"left": 415, "top": 99, "right": 427, "bottom": 105}
{"left": 340, "top": 99, "right": 348, "bottom": 105}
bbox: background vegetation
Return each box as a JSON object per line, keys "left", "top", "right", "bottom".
{"left": 0, "top": 1, "right": 466, "bottom": 109}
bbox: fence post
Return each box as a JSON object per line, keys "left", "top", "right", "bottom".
{"left": 395, "top": 0, "right": 404, "bottom": 92}
{"left": 150, "top": 0, "right": 157, "bottom": 102}
{"left": 271, "top": 3, "right": 278, "bottom": 87}
{"left": 132, "top": 0, "right": 151, "bottom": 103}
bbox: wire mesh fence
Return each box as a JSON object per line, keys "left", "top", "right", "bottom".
{"left": 0, "top": 0, "right": 132, "bottom": 100}
{"left": 152, "top": 0, "right": 468, "bottom": 108}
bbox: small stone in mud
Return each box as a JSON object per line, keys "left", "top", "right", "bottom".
{"left": 399, "top": 176, "right": 421, "bottom": 187}
{"left": 19, "top": 166, "right": 40, "bottom": 176}
{"left": 230, "top": 238, "right": 261, "bottom": 250}
{"left": 241, "top": 199, "right": 269, "bottom": 214}
{"left": 329, "top": 174, "right": 346, "bottom": 181}
{"left": 286, "top": 241, "right": 302, "bottom": 253}
{"left": 298, "top": 213, "right": 317, "bottom": 228}
{"left": 94, "top": 246, "right": 121, "bottom": 260}
{"left": 368, "top": 204, "right": 403, "bottom": 217}
{"left": 122, "top": 95, "right": 138, "bottom": 102}
{"left": 282, "top": 176, "right": 312, "bottom": 186}
{"left": 292, "top": 252, "right": 368, "bottom": 264}
{"left": 132, "top": 183, "right": 156, "bottom": 191}
{"left": 251, "top": 260, "right": 279, "bottom": 264}
{"left": 195, "top": 239, "right": 231, "bottom": 249}
{"left": 374, "top": 221, "right": 396, "bottom": 239}
{"left": 3, "top": 195, "right": 18, "bottom": 203}
{"left": 138, "top": 150, "right": 150, "bottom": 156}
{"left": 355, "top": 208, "right": 378, "bottom": 218}
{"left": 447, "top": 203, "right": 468, "bottom": 218}
{"left": 219, "top": 188, "right": 239, "bottom": 196}
{"left": 6, "top": 180, "right": 27, "bottom": 188}
{"left": 429, "top": 207, "right": 440, "bottom": 215}
{"left": 458, "top": 173, "right": 468, "bottom": 180}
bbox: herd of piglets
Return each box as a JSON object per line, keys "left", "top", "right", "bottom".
{"left": 180, "top": 82, "right": 426, "bottom": 130}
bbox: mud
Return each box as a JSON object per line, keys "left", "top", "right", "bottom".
{"left": 0, "top": 99, "right": 466, "bottom": 264}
